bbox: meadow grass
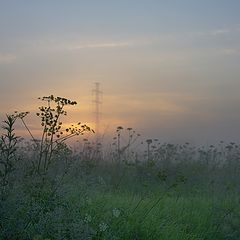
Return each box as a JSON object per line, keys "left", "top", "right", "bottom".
{"left": 1, "top": 96, "right": 240, "bottom": 239}
{"left": 57, "top": 176, "right": 239, "bottom": 240}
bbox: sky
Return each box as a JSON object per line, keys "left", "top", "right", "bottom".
{"left": 1, "top": 0, "right": 240, "bottom": 144}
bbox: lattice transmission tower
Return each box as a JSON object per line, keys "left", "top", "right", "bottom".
{"left": 92, "top": 82, "right": 102, "bottom": 142}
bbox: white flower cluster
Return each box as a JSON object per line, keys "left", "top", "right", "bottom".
{"left": 85, "top": 196, "right": 92, "bottom": 205}
{"left": 84, "top": 214, "right": 92, "bottom": 223}
{"left": 112, "top": 208, "right": 121, "bottom": 218}
{"left": 98, "top": 176, "right": 106, "bottom": 185}
{"left": 99, "top": 222, "right": 108, "bottom": 232}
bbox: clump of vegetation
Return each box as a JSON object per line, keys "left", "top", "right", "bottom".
{"left": 0, "top": 113, "right": 21, "bottom": 200}
{"left": 0, "top": 95, "right": 240, "bottom": 240}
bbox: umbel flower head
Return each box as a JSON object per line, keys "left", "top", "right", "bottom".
{"left": 99, "top": 222, "right": 108, "bottom": 232}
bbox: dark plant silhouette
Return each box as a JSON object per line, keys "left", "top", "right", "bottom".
{"left": 32, "top": 95, "right": 93, "bottom": 174}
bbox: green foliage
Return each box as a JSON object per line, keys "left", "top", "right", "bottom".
{"left": 0, "top": 96, "right": 240, "bottom": 239}
{"left": 0, "top": 113, "right": 21, "bottom": 199}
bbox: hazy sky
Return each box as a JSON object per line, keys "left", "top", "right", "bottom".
{"left": 1, "top": 0, "right": 240, "bottom": 144}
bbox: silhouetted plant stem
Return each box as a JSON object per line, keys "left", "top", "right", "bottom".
{"left": 19, "top": 118, "right": 36, "bottom": 143}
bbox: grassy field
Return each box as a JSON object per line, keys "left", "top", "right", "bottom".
{"left": 1, "top": 97, "right": 240, "bottom": 239}
{"left": 60, "top": 182, "right": 239, "bottom": 240}
{"left": 1, "top": 156, "right": 239, "bottom": 240}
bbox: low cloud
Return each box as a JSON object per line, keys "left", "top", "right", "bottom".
{"left": 220, "top": 48, "right": 240, "bottom": 56}
{"left": 196, "top": 24, "right": 240, "bottom": 38}
{"left": 66, "top": 41, "right": 133, "bottom": 50}
{"left": 208, "top": 28, "right": 230, "bottom": 36}
{"left": 0, "top": 53, "right": 16, "bottom": 63}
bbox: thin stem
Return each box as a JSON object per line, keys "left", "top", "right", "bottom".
{"left": 20, "top": 118, "right": 36, "bottom": 143}
{"left": 38, "top": 125, "right": 47, "bottom": 173}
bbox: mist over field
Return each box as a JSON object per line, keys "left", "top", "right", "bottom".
{"left": 1, "top": 1, "right": 240, "bottom": 144}
{"left": 1, "top": 1, "right": 240, "bottom": 239}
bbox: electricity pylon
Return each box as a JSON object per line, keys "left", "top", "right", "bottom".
{"left": 92, "top": 82, "right": 102, "bottom": 143}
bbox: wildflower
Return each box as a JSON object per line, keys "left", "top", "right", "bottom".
{"left": 84, "top": 214, "right": 92, "bottom": 223}
{"left": 112, "top": 208, "right": 121, "bottom": 218}
{"left": 146, "top": 139, "right": 152, "bottom": 144}
{"left": 85, "top": 196, "right": 92, "bottom": 205}
{"left": 99, "top": 222, "right": 108, "bottom": 232}
{"left": 98, "top": 176, "right": 106, "bottom": 185}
